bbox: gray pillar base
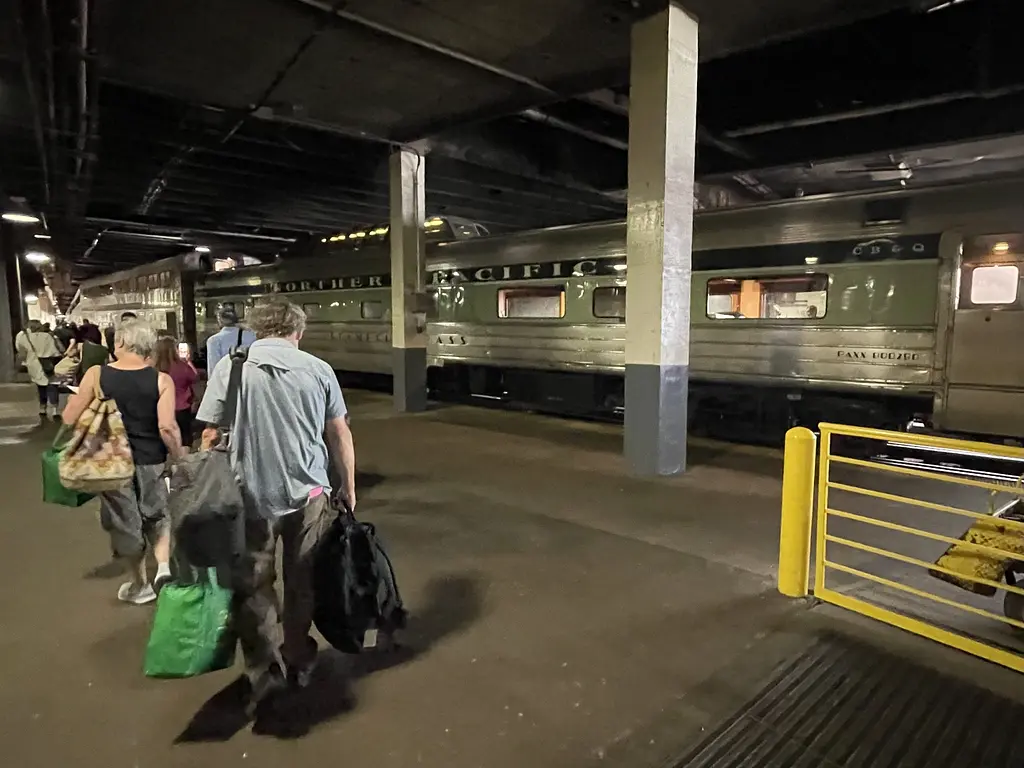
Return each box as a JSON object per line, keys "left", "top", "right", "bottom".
{"left": 624, "top": 363, "right": 688, "bottom": 476}
{"left": 393, "top": 347, "right": 427, "bottom": 413}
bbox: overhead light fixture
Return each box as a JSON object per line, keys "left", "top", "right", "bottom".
{"left": 24, "top": 251, "right": 52, "bottom": 265}
{"left": 194, "top": 245, "right": 211, "bottom": 253}
{"left": 923, "top": 0, "right": 969, "bottom": 12}
{"left": 321, "top": 238, "right": 328, "bottom": 243}
{"left": 24, "top": 294, "right": 39, "bottom": 304}
{"left": 2, "top": 212, "right": 40, "bottom": 224}
{"left": 805, "top": 256, "right": 819, "bottom": 265}
{"left": 108, "top": 231, "right": 184, "bottom": 242}
{"left": 33, "top": 233, "right": 51, "bottom": 240}
{"left": 993, "top": 241, "right": 1010, "bottom": 255}
{"left": 612, "top": 263, "right": 627, "bottom": 271}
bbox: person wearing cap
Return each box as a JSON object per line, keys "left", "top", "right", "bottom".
{"left": 205, "top": 305, "right": 256, "bottom": 373}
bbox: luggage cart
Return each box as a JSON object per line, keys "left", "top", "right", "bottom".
{"left": 930, "top": 498, "right": 1024, "bottom": 626}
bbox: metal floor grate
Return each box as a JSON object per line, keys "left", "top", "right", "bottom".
{"left": 674, "top": 633, "right": 1024, "bottom": 767}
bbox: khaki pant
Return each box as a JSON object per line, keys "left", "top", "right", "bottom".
{"left": 234, "top": 493, "right": 335, "bottom": 684}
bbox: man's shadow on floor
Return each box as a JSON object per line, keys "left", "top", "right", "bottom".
{"left": 176, "top": 572, "right": 484, "bottom": 742}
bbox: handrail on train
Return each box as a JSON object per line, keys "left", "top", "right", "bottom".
{"left": 778, "top": 422, "right": 1024, "bottom": 674}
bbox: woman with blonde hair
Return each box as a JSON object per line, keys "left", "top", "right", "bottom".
{"left": 62, "top": 320, "right": 185, "bottom": 604}
{"left": 153, "top": 336, "right": 198, "bottom": 447}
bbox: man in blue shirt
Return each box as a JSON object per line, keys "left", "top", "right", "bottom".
{"left": 205, "top": 306, "right": 256, "bottom": 372}
{"left": 197, "top": 297, "right": 356, "bottom": 720}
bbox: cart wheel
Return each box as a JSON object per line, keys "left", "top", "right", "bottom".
{"left": 1004, "top": 591, "right": 1024, "bottom": 626}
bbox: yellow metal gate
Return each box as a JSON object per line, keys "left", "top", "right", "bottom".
{"left": 782, "top": 423, "right": 1024, "bottom": 673}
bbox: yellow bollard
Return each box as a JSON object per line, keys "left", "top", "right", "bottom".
{"left": 778, "top": 426, "right": 817, "bottom": 598}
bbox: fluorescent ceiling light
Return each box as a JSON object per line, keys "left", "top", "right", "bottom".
{"left": 24, "top": 251, "right": 52, "bottom": 265}
{"left": 2, "top": 212, "right": 40, "bottom": 224}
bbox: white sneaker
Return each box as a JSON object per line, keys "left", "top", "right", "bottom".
{"left": 117, "top": 582, "right": 157, "bottom": 605}
{"left": 47, "top": 405, "right": 59, "bottom": 421}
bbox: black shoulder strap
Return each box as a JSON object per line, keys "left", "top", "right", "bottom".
{"left": 220, "top": 352, "right": 246, "bottom": 430}
{"left": 236, "top": 327, "right": 244, "bottom": 348}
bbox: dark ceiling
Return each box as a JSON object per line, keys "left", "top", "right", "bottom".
{"left": 1, "top": 0, "right": 1023, "bottom": 306}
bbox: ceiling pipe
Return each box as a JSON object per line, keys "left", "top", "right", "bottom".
{"left": 577, "top": 90, "right": 753, "bottom": 161}
{"left": 725, "top": 85, "right": 1024, "bottom": 138}
{"left": 518, "top": 109, "right": 628, "bottom": 151}
{"left": 139, "top": 0, "right": 348, "bottom": 216}
{"left": 74, "top": 0, "right": 89, "bottom": 182}
{"left": 290, "top": 1, "right": 649, "bottom": 161}
{"left": 85, "top": 217, "right": 298, "bottom": 242}
{"left": 68, "top": 0, "right": 101, "bottom": 224}
{"left": 291, "top": 0, "right": 558, "bottom": 97}
{"left": 13, "top": 1, "right": 51, "bottom": 207}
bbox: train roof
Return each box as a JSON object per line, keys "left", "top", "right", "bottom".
{"left": 162, "top": 174, "right": 1024, "bottom": 293}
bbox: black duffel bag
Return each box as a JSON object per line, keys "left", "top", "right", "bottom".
{"left": 313, "top": 502, "right": 407, "bottom": 653}
{"left": 167, "top": 350, "right": 247, "bottom": 586}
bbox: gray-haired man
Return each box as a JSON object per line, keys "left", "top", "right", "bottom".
{"left": 205, "top": 306, "right": 256, "bottom": 373}
{"left": 196, "top": 297, "right": 357, "bottom": 715}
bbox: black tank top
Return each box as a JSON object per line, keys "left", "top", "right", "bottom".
{"left": 99, "top": 366, "right": 167, "bottom": 465}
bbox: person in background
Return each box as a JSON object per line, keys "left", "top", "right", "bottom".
{"left": 78, "top": 335, "right": 110, "bottom": 378}
{"left": 196, "top": 297, "right": 356, "bottom": 716}
{"left": 54, "top": 320, "right": 76, "bottom": 351}
{"left": 77, "top": 318, "right": 102, "bottom": 345}
{"left": 205, "top": 306, "right": 255, "bottom": 374}
{"left": 62, "top": 319, "right": 185, "bottom": 605}
{"left": 106, "top": 311, "right": 138, "bottom": 359}
{"left": 153, "top": 335, "right": 198, "bottom": 447}
{"left": 15, "top": 319, "right": 62, "bottom": 420}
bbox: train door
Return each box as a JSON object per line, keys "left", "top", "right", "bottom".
{"left": 942, "top": 233, "right": 1024, "bottom": 438}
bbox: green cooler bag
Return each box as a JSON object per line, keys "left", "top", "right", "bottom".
{"left": 144, "top": 568, "right": 236, "bottom": 678}
{"left": 41, "top": 431, "right": 94, "bottom": 507}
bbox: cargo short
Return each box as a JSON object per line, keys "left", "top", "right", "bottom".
{"left": 99, "top": 463, "right": 169, "bottom": 558}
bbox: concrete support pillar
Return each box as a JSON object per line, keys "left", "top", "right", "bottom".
{"left": 389, "top": 146, "right": 428, "bottom": 412}
{"left": 0, "top": 225, "right": 17, "bottom": 383}
{"left": 623, "top": 2, "right": 698, "bottom": 476}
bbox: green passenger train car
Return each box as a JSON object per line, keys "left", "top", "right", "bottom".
{"left": 72, "top": 177, "right": 1024, "bottom": 443}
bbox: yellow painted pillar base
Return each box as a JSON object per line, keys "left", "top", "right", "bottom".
{"left": 778, "top": 427, "right": 817, "bottom": 598}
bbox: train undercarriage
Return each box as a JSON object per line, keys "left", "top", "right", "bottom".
{"left": 422, "top": 363, "right": 932, "bottom": 447}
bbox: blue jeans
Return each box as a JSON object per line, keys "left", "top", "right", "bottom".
{"left": 37, "top": 384, "right": 58, "bottom": 408}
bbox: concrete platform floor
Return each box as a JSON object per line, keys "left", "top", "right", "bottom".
{"left": 0, "top": 390, "right": 1021, "bottom": 767}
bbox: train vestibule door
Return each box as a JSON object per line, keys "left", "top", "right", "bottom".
{"left": 942, "top": 233, "right": 1024, "bottom": 438}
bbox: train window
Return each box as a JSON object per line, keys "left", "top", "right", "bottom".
{"left": 361, "top": 300, "right": 385, "bottom": 320}
{"left": 593, "top": 287, "right": 625, "bottom": 320}
{"left": 303, "top": 302, "right": 321, "bottom": 319}
{"left": 970, "top": 265, "right": 1019, "bottom": 305}
{"left": 498, "top": 287, "right": 565, "bottom": 319}
{"left": 706, "top": 274, "right": 828, "bottom": 319}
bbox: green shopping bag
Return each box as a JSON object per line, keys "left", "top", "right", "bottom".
{"left": 144, "top": 568, "right": 237, "bottom": 678}
{"left": 41, "top": 429, "right": 94, "bottom": 507}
